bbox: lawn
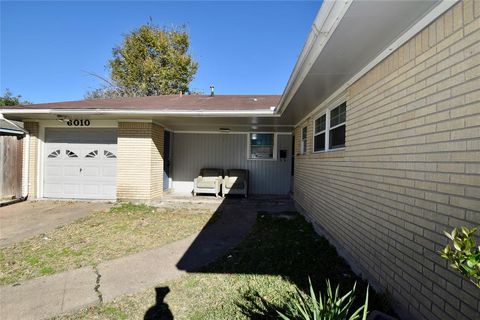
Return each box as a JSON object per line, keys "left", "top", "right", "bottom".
{"left": 56, "top": 212, "right": 394, "bottom": 320}
{"left": 0, "top": 203, "right": 214, "bottom": 285}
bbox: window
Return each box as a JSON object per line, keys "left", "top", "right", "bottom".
{"left": 66, "top": 150, "right": 78, "bottom": 158}
{"left": 249, "top": 133, "right": 276, "bottom": 160}
{"left": 313, "top": 102, "right": 346, "bottom": 152}
{"left": 85, "top": 150, "right": 98, "bottom": 158}
{"left": 104, "top": 150, "right": 116, "bottom": 159}
{"left": 329, "top": 102, "right": 346, "bottom": 149}
{"left": 47, "top": 150, "right": 61, "bottom": 158}
{"left": 300, "top": 127, "right": 307, "bottom": 154}
{"left": 313, "top": 114, "right": 326, "bottom": 152}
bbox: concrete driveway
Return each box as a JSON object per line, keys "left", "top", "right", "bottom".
{"left": 0, "top": 200, "right": 112, "bottom": 247}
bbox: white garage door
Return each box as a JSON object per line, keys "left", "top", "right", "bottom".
{"left": 43, "top": 128, "right": 117, "bottom": 199}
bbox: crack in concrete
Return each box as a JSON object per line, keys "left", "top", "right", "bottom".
{"left": 93, "top": 267, "right": 103, "bottom": 304}
{"left": 60, "top": 277, "right": 67, "bottom": 312}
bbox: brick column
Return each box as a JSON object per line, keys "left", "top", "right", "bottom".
{"left": 117, "top": 122, "right": 164, "bottom": 201}
{"left": 24, "top": 121, "right": 39, "bottom": 199}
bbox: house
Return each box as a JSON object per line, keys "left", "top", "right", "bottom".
{"left": 1, "top": 0, "right": 479, "bottom": 319}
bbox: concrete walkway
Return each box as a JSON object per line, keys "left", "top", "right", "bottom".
{"left": 0, "top": 200, "right": 112, "bottom": 247}
{"left": 0, "top": 198, "right": 296, "bottom": 320}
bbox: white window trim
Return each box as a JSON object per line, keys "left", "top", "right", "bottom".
{"left": 247, "top": 132, "right": 277, "bottom": 161}
{"left": 312, "top": 102, "right": 346, "bottom": 153}
{"left": 300, "top": 126, "right": 307, "bottom": 155}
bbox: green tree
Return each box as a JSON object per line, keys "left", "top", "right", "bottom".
{"left": 0, "top": 89, "right": 31, "bottom": 106}
{"left": 86, "top": 24, "right": 198, "bottom": 99}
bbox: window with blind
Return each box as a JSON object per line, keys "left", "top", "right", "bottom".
{"left": 249, "top": 133, "right": 276, "bottom": 160}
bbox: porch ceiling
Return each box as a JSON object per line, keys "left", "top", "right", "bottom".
{"left": 279, "top": 0, "right": 443, "bottom": 125}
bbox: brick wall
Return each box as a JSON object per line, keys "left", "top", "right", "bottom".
{"left": 117, "top": 122, "right": 164, "bottom": 200}
{"left": 150, "top": 123, "right": 164, "bottom": 199}
{"left": 294, "top": 1, "right": 480, "bottom": 319}
{"left": 24, "top": 121, "right": 39, "bottom": 199}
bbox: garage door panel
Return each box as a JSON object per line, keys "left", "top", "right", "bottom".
{"left": 43, "top": 128, "right": 117, "bottom": 200}
{"left": 103, "top": 185, "right": 116, "bottom": 196}
{"left": 62, "top": 166, "right": 81, "bottom": 177}
{"left": 64, "top": 183, "right": 81, "bottom": 193}
{"left": 45, "top": 166, "right": 62, "bottom": 176}
{"left": 102, "top": 166, "right": 116, "bottom": 177}
{"left": 43, "top": 183, "right": 63, "bottom": 197}
{"left": 82, "top": 184, "right": 101, "bottom": 196}
{"left": 82, "top": 167, "right": 101, "bottom": 176}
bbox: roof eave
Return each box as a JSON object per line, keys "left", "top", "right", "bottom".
{"left": 274, "top": 0, "right": 353, "bottom": 115}
{"left": 1, "top": 108, "right": 279, "bottom": 118}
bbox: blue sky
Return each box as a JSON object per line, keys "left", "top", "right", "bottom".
{"left": 1, "top": 1, "right": 321, "bottom": 103}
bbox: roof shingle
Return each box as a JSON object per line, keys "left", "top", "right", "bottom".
{"left": 2, "top": 95, "right": 281, "bottom": 111}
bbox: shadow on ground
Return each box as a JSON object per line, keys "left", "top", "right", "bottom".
{"left": 166, "top": 196, "right": 394, "bottom": 319}
{"left": 144, "top": 286, "right": 173, "bottom": 320}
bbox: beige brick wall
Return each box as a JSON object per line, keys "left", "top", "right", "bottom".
{"left": 24, "top": 121, "right": 39, "bottom": 199}
{"left": 117, "top": 122, "right": 164, "bottom": 200}
{"left": 294, "top": 2, "right": 480, "bottom": 319}
{"left": 150, "top": 123, "right": 164, "bottom": 199}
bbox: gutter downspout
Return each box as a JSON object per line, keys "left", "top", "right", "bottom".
{"left": 22, "top": 132, "right": 30, "bottom": 200}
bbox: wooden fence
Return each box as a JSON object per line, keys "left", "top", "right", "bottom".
{"left": 0, "top": 135, "right": 23, "bottom": 200}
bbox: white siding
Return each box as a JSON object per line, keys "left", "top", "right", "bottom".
{"left": 171, "top": 133, "right": 292, "bottom": 195}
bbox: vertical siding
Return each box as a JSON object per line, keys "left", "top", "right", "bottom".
{"left": 171, "top": 133, "right": 292, "bottom": 195}
{"left": 294, "top": 2, "right": 480, "bottom": 320}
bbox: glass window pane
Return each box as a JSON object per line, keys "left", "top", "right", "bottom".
{"left": 251, "top": 133, "right": 273, "bottom": 146}
{"left": 250, "top": 146, "right": 274, "bottom": 159}
{"left": 339, "top": 103, "right": 346, "bottom": 123}
{"left": 315, "top": 115, "right": 326, "bottom": 133}
{"left": 250, "top": 133, "right": 274, "bottom": 159}
{"left": 301, "top": 127, "right": 307, "bottom": 139}
{"left": 331, "top": 103, "right": 346, "bottom": 127}
{"left": 314, "top": 133, "right": 325, "bottom": 152}
{"left": 330, "top": 124, "right": 345, "bottom": 149}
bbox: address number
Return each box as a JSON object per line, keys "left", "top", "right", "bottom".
{"left": 67, "top": 119, "right": 90, "bottom": 126}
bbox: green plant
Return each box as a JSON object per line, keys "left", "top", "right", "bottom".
{"left": 440, "top": 226, "right": 480, "bottom": 289}
{"left": 277, "top": 278, "right": 369, "bottom": 320}
{"left": 0, "top": 89, "right": 31, "bottom": 106}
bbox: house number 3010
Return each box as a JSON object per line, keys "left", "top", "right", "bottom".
{"left": 67, "top": 119, "right": 91, "bottom": 126}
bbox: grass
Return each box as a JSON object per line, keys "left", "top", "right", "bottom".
{"left": 0, "top": 203, "right": 213, "bottom": 285}
{"left": 56, "top": 212, "right": 394, "bottom": 320}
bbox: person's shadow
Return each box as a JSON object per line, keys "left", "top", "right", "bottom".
{"left": 144, "top": 287, "right": 174, "bottom": 320}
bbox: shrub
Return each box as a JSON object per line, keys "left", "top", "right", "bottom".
{"left": 277, "top": 278, "right": 369, "bottom": 320}
{"left": 440, "top": 227, "right": 480, "bottom": 289}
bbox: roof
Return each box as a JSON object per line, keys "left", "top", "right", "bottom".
{"left": 2, "top": 95, "right": 281, "bottom": 111}
{"left": 0, "top": 118, "right": 25, "bottom": 135}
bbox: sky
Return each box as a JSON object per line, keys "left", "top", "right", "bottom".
{"left": 1, "top": 1, "right": 321, "bottom": 103}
